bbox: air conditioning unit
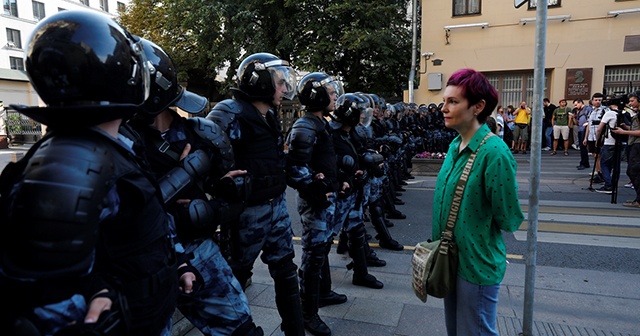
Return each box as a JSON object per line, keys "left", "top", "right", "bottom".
{"left": 6, "top": 41, "right": 16, "bottom": 48}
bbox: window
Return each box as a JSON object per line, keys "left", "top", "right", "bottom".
{"left": 10, "top": 56, "right": 24, "bottom": 70}
{"left": 58, "top": 7, "right": 66, "bottom": 12}
{"left": 453, "top": 0, "right": 480, "bottom": 16}
{"left": 528, "top": 0, "right": 561, "bottom": 9}
{"left": 99, "top": 0, "right": 108, "bottom": 12}
{"left": 603, "top": 65, "right": 640, "bottom": 96}
{"left": 32, "top": 1, "right": 45, "bottom": 20}
{"left": 80, "top": 0, "right": 89, "bottom": 5}
{"left": 3, "top": 0, "right": 18, "bottom": 17}
{"left": 485, "top": 71, "right": 550, "bottom": 110}
{"left": 117, "top": 1, "right": 125, "bottom": 12}
{"left": 6, "top": 28, "right": 21, "bottom": 49}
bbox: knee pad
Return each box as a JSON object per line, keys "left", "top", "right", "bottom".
{"left": 268, "top": 253, "right": 297, "bottom": 280}
{"left": 231, "top": 317, "right": 264, "bottom": 336}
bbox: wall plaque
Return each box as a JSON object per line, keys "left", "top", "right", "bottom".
{"left": 565, "top": 68, "right": 592, "bottom": 101}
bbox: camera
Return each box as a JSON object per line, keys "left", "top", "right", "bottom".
{"left": 602, "top": 94, "right": 628, "bottom": 109}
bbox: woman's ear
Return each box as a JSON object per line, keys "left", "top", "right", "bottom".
{"left": 474, "top": 99, "right": 487, "bottom": 114}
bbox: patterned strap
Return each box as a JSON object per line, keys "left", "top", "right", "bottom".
{"left": 441, "top": 132, "right": 495, "bottom": 242}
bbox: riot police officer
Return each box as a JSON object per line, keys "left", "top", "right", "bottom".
{"left": 0, "top": 11, "right": 177, "bottom": 335}
{"left": 285, "top": 72, "right": 345, "bottom": 336}
{"left": 130, "top": 39, "right": 262, "bottom": 336}
{"left": 207, "top": 53, "right": 304, "bottom": 336}
{"left": 330, "top": 93, "right": 386, "bottom": 291}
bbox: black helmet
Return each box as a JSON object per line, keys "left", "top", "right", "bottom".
{"left": 12, "top": 10, "right": 151, "bottom": 127}
{"left": 234, "top": 52, "right": 297, "bottom": 103}
{"left": 140, "top": 38, "right": 207, "bottom": 116}
{"left": 333, "top": 93, "right": 366, "bottom": 127}
{"left": 297, "top": 72, "right": 343, "bottom": 114}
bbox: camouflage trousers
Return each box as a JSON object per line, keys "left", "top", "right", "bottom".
{"left": 228, "top": 192, "right": 296, "bottom": 277}
{"left": 368, "top": 175, "right": 384, "bottom": 203}
{"left": 333, "top": 192, "right": 362, "bottom": 235}
{"left": 296, "top": 192, "right": 336, "bottom": 272}
{"left": 179, "top": 239, "right": 252, "bottom": 335}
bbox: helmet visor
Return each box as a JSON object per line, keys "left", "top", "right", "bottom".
{"left": 324, "top": 79, "right": 344, "bottom": 111}
{"left": 360, "top": 106, "right": 373, "bottom": 127}
{"left": 130, "top": 37, "right": 151, "bottom": 103}
{"left": 269, "top": 65, "right": 297, "bottom": 100}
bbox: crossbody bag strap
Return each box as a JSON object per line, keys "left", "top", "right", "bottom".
{"left": 441, "top": 132, "right": 495, "bottom": 242}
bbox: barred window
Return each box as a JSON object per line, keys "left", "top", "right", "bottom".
{"left": 528, "top": 0, "right": 561, "bottom": 9}
{"left": 604, "top": 65, "right": 640, "bottom": 96}
{"left": 453, "top": 0, "right": 480, "bottom": 16}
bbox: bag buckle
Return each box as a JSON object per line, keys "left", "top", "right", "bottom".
{"left": 158, "top": 141, "right": 171, "bottom": 153}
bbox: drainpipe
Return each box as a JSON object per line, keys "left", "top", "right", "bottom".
{"left": 408, "top": 0, "right": 418, "bottom": 103}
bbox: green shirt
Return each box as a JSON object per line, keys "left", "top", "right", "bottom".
{"left": 553, "top": 107, "right": 571, "bottom": 126}
{"left": 432, "top": 124, "right": 524, "bottom": 286}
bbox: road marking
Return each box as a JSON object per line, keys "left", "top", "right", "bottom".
{"left": 513, "top": 231, "right": 640, "bottom": 249}
{"left": 519, "top": 221, "right": 640, "bottom": 238}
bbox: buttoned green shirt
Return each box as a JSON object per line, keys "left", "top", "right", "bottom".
{"left": 432, "top": 124, "right": 524, "bottom": 285}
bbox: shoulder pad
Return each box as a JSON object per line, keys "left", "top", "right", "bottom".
{"left": 4, "top": 134, "right": 115, "bottom": 279}
{"left": 187, "top": 117, "right": 235, "bottom": 172}
{"left": 206, "top": 99, "right": 242, "bottom": 131}
{"left": 286, "top": 117, "right": 320, "bottom": 164}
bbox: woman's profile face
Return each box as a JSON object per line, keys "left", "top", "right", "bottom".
{"left": 441, "top": 85, "right": 477, "bottom": 131}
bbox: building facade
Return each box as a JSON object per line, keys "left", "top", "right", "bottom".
{"left": 1, "top": 0, "right": 129, "bottom": 141}
{"left": 412, "top": 0, "right": 640, "bottom": 109}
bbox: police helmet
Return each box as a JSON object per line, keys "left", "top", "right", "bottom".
{"left": 140, "top": 39, "right": 207, "bottom": 116}
{"left": 297, "top": 72, "right": 343, "bottom": 114}
{"left": 12, "top": 10, "right": 151, "bottom": 127}
{"left": 334, "top": 93, "right": 366, "bottom": 127}
{"left": 234, "top": 52, "right": 297, "bottom": 103}
{"left": 358, "top": 94, "right": 374, "bottom": 127}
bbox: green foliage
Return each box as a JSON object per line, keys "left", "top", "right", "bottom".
{"left": 119, "top": 0, "right": 412, "bottom": 100}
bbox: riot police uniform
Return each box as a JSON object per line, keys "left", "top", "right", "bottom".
{"left": 207, "top": 53, "right": 304, "bottom": 336}
{"left": 285, "top": 72, "right": 344, "bottom": 336}
{"left": 0, "top": 11, "right": 177, "bottom": 335}
{"left": 130, "top": 39, "right": 262, "bottom": 336}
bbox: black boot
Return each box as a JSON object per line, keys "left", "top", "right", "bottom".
{"left": 272, "top": 261, "right": 305, "bottom": 336}
{"left": 347, "top": 226, "right": 383, "bottom": 289}
{"left": 383, "top": 190, "right": 406, "bottom": 219}
{"left": 300, "top": 245, "right": 332, "bottom": 336}
{"left": 364, "top": 240, "right": 387, "bottom": 267}
{"left": 370, "top": 202, "right": 403, "bottom": 251}
{"left": 384, "top": 219, "right": 394, "bottom": 227}
{"left": 319, "top": 243, "right": 347, "bottom": 308}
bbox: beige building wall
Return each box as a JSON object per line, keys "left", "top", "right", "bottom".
{"left": 412, "top": 0, "right": 640, "bottom": 108}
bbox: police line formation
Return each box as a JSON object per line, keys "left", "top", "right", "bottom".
{"left": 1, "top": 10, "right": 462, "bottom": 336}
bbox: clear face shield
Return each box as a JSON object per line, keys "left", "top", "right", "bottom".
{"left": 266, "top": 61, "right": 297, "bottom": 100}
{"left": 128, "top": 35, "right": 151, "bottom": 103}
{"left": 323, "top": 79, "right": 344, "bottom": 111}
{"left": 360, "top": 105, "right": 373, "bottom": 127}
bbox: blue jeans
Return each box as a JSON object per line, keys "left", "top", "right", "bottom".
{"left": 444, "top": 276, "right": 500, "bottom": 336}
{"left": 600, "top": 145, "right": 615, "bottom": 189}
{"left": 544, "top": 124, "right": 553, "bottom": 148}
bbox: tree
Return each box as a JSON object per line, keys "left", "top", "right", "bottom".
{"left": 119, "top": 0, "right": 412, "bottom": 101}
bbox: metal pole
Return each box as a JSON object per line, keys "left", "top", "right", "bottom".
{"left": 408, "top": 0, "right": 418, "bottom": 103}
{"left": 523, "top": 1, "right": 547, "bottom": 335}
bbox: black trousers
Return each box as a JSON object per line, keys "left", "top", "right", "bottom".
{"left": 627, "top": 143, "right": 640, "bottom": 202}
